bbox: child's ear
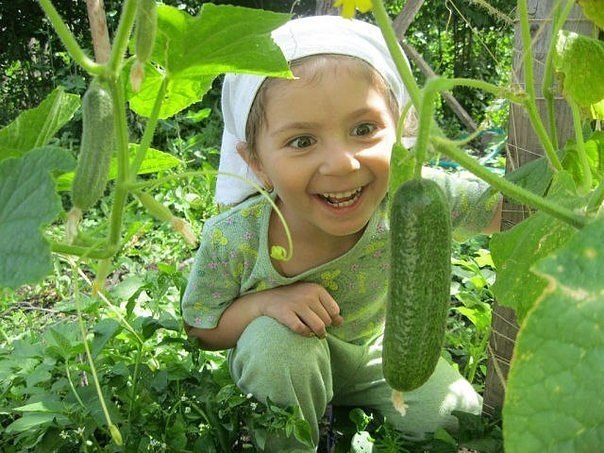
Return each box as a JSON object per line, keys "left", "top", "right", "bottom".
{"left": 236, "top": 142, "right": 267, "bottom": 180}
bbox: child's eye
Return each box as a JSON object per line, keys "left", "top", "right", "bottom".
{"left": 287, "top": 136, "right": 316, "bottom": 149}
{"left": 351, "top": 123, "right": 377, "bottom": 137}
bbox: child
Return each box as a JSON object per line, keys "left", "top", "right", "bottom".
{"left": 182, "top": 15, "right": 500, "bottom": 452}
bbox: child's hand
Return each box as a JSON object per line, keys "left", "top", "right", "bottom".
{"left": 259, "top": 282, "right": 343, "bottom": 338}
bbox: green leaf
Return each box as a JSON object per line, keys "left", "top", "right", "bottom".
{"left": 503, "top": 216, "right": 604, "bottom": 452}
{"left": 0, "top": 146, "right": 75, "bottom": 289}
{"left": 156, "top": 4, "right": 291, "bottom": 78}
{"left": 14, "top": 401, "right": 64, "bottom": 413}
{"left": 91, "top": 318, "right": 121, "bottom": 358}
{"left": 504, "top": 155, "right": 553, "bottom": 197}
{"left": 129, "top": 4, "right": 292, "bottom": 118}
{"left": 590, "top": 98, "right": 604, "bottom": 120}
{"left": 4, "top": 413, "right": 58, "bottom": 434}
{"left": 127, "top": 62, "right": 215, "bottom": 119}
{"left": 47, "top": 326, "right": 75, "bottom": 359}
{"left": 555, "top": 31, "right": 604, "bottom": 106}
{"left": 561, "top": 136, "right": 602, "bottom": 189}
{"left": 577, "top": 0, "right": 604, "bottom": 29}
{"left": 55, "top": 145, "right": 181, "bottom": 191}
{"left": 0, "top": 87, "right": 80, "bottom": 162}
{"left": 490, "top": 172, "right": 579, "bottom": 322}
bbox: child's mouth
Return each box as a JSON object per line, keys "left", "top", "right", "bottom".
{"left": 318, "top": 187, "right": 363, "bottom": 208}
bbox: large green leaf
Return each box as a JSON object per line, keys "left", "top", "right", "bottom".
{"left": 490, "top": 172, "right": 579, "bottom": 322}
{"left": 129, "top": 4, "right": 292, "bottom": 118}
{"left": 503, "top": 216, "right": 604, "bottom": 452}
{"left": 555, "top": 31, "right": 604, "bottom": 106}
{"left": 0, "top": 87, "right": 80, "bottom": 162}
{"left": 0, "top": 146, "right": 75, "bottom": 289}
{"left": 55, "top": 144, "right": 182, "bottom": 192}
{"left": 577, "top": 0, "right": 604, "bottom": 29}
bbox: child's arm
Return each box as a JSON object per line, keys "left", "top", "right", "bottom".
{"left": 186, "top": 282, "right": 343, "bottom": 350}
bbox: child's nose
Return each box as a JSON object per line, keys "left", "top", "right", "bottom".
{"left": 319, "top": 146, "right": 361, "bottom": 175}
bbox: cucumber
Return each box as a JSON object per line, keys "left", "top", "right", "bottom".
{"left": 383, "top": 178, "right": 452, "bottom": 392}
{"left": 71, "top": 79, "right": 114, "bottom": 212}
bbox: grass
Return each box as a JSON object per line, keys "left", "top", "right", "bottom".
{"left": 0, "top": 208, "right": 503, "bottom": 452}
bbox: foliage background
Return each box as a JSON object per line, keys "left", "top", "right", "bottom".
{"left": 0, "top": 0, "right": 516, "bottom": 450}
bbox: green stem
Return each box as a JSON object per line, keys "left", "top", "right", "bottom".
{"left": 542, "top": 0, "right": 574, "bottom": 150}
{"left": 131, "top": 170, "right": 295, "bottom": 261}
{"left": 37, "top": 0, "right": 102, "bottom": 75}
{"left": 65, "top": 360, "right": 87, "bottom": 409}
{"left": 432, "top": 135, "right": 586, "bottom": 229}
{"left": 586, "top": 180, "right": 604, "bottom": 214}
{"left": 517, "top": 0, "right": 563, "bottom": 171}
{"left": 72, "top": 263, "right": 117, "bottom": 439}
{"left": 127, "top": 346, "right": 144, "bottom": 423}
{"left": 372, "top": 0, "right": 422, "bottom": 109}
{"left": 569, "top": 100, "right": 592, "bottom": 193}
{"left": 414, "top": 85, "right": 436, "bottom": 179}
{"left": 415, "top": 77, "right": 523, "bottom": 178}
{"left": 51, "top": 241, "right": 117, "bottom": 259}
{"left": 129, "top": 76, "right": 168, "bottom": 178}
{"left": 107, "top": 75, "right": 131, "bottom": 249}
{"left": 106, "top": 0, "right": 137, "bottom": 76}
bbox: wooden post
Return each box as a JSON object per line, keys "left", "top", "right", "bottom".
{"left": 86, "top": 0, "right": 111, "bottom": 64}
{"left": 482, "top": 0, "right": 593, "bottom": 417}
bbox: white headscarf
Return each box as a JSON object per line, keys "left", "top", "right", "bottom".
{"left": 215, "top": 15, "right": 412, "bottom": 206}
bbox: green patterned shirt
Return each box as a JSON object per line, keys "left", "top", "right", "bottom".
{"left": 181, "top": 168, "right": 499, "bottom": 345}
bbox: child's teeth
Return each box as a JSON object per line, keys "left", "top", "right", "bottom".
{"left": 321, "top": 187, "right": 362, "bottom": 207}
{"left": 323, "top": 189, "right": 358, "bottom": 199}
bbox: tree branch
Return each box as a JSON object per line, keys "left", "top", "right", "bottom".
{"left": 392, "top": 0, "right": 479, "bottom": 132}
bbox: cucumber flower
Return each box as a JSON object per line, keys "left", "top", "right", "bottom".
{"left": 333, "top": 0, "right": 373, "bottom": 18}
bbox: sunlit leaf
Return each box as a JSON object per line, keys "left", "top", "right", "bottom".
{"left": 0, "top": 87, "right": 80, "bottom": 162}
{"left": 129, "top": 4, "right": 292, "bottom": 118}
{"left": 56, "top": 145, "right": 182, "bottom": 191}
{"left": 504, "top": 216, "right": 604, "bottom": 452}
{"left": 577, "top": 0, "right": 604, "bottom": 29}
{"left": 555, "top": 31, "right": 604, "bottom": 106}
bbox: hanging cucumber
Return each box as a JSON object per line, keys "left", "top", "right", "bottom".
{"left": 383, "top": 178, "right": 452, "bottom": 392}
{"left": 66, "top": 78, "right": 114, "bottom": 244}
{"left": 71, "top": 79, "right": 115, "bottom": 212}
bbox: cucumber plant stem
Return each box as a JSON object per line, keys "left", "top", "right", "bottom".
{"left": 542, "top": 0, "right": 575, "bottom": 150}
{"left": 432, "top": 135, "right": 586, "bottom": 229}
{"left": 372, "top": 0, "right": 422, "bottom": 109}
{"left": 569, "top": 100, "right": 592, "bottom": 193}
{"left": 131, "top": 170, "right": 295, "bottom": 261}
{"left": 37, "top": 0, "right": 102, "bottom": 75}
{"left": 106, "top": 0, "right": 137, "bottom": 77}
{"left": 107, "top": 76, "right": 130, "bottom": 250}
{"left": 517, "top": 0, "right": 563, "bottom": 171}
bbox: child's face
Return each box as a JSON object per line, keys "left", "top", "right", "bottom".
{"left": 250, "top": 61, "right": 396, "bottom": 241}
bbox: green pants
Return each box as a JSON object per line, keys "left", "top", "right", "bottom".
{"left": 229, "top": 316, "right": 482, "bottom": 452}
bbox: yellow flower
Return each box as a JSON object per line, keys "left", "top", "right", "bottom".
{"left": 333, "top": 0, "right": 373, "bottom": 18}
